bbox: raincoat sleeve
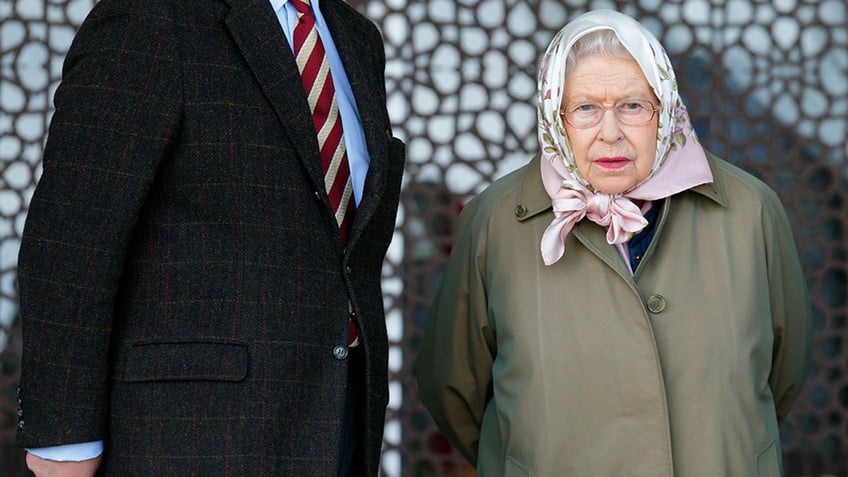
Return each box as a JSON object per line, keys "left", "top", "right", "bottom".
{"left": 762, "top": 188, "right": 813, "bottom": 422}
{"left": 414, "top": 197, "right": 497, "bottom": 466}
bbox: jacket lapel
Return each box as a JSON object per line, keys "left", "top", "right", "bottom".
{"left": 222, "top": 0, "right": 327, "bottom": 193}
{"left": 571, "top": 222, "right": 634, "bottom": 281}
{"left": 321, "top": 0, "right": 390, "bottom": 247}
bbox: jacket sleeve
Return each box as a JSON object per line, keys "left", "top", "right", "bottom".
{"left": 17, "top": 0, "right": 181, "bottom": 448}
{"left": 761, "top": 188, "right": 813, "bottom": 423}
{"left": 414, "top": 198, "right": 497, "bottom": 466}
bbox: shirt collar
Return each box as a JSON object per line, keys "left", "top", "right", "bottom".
{"left": 270, "top": 0, "right": 321, "bottom": 12}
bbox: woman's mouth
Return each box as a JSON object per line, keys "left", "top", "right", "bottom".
{"left": 595, "top": 157, "right": 630, "bottom": 170}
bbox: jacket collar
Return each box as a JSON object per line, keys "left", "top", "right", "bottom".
{"left": 513, "top": 151, "right": 728, "bottom": 278}
{"left": 513, "top": 154, "right": 553, "bottom": 222}
{"left": 514, "top": 151, "right": 728, "bottom": 224}
{"left": 687, "top": 151, "right": 728, "bottom": 207}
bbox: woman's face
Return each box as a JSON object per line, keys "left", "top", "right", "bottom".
{"left": 561, "top": 55, "right": 659, "bottom": 194}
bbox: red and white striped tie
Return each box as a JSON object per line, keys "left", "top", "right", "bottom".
{"left": 292, "top": 0, "right": 354, "bottom": 244}
{"left": 293, "top": 0, "right": 359, "bottom": 346}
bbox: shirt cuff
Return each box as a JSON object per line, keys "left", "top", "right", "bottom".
{"left": 27, "top": 441, "right": 104, "bottom": 461}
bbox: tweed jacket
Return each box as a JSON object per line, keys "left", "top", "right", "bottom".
{"left": 16, "top": 0, "right": 404, "bottom": 475}
{"left": 416, "top": 152, "right": 811, "bottom": 476}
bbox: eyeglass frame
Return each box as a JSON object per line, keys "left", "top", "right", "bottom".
{"left": 559, "top": 99, "right": 659, "bottom": 129}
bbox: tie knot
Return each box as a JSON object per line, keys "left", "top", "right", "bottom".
{"left": 292, "top": 0, "right": 311, "bottom": 14}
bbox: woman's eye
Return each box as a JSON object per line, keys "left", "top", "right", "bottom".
{"left": 575, "top": 103, "right": 597, "bottom": 112}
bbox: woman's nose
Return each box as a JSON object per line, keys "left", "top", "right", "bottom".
{"left": 596, "top": 109, "right": 624, "bottom": 142}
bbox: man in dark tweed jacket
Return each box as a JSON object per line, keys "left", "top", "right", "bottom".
{"left": 16, "top": 0, "right": 404, "bottom": 475}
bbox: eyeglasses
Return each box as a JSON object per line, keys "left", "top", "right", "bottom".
{"left": 559, "top": 99, "right": 658, "bottom": 129}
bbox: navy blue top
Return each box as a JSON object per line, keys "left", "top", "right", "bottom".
{"left": 628, "top": 200, "right": 662, "bottom": 272}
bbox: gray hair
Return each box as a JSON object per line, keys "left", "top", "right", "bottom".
{"left": 565, "top": 29, "right": 634, "bottom": 76}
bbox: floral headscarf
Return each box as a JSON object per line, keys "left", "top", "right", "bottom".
{"left": 538, "top": 9, "right": 714, "bottom": 266}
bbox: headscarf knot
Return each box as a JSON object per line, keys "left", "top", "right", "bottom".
{"left": 540, "top": 183, "right": 649, "bottom": 265}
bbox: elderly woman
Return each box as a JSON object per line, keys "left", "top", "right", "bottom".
{"left": 414, "top": 9, "right": 812, "bottom": 477}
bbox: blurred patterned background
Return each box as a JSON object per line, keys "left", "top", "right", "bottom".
{"left": 1, "top": 0, "right": 846, "bottom": 475}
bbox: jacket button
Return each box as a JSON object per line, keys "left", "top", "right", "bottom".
{"left": 514, "top": 204, "right": 527, "bottom": 218}
{"left": 17, "top": 420, "right": 24, "bottom": 429}
{"left": 646, "top": 294, "right": 667, "bottom": 314}
{"left": 333, "top": 345, "right": 348, "bottom": 360}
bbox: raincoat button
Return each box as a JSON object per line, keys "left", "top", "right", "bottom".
{"left": 646, "top": 294, "right": 667, "bottom": 314}
{"left": 514, "top": 204, "right": 528, "bottom": 218}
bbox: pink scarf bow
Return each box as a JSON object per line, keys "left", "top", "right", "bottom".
{"left": 540, "top": 186, "right": 648, "bottom": 266}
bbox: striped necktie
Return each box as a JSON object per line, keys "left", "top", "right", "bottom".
{"left": 292, "top": 0, "right": 354, "bottom": 244}
{"left": 292, "top": 0, "right": 359, "bottom": 346}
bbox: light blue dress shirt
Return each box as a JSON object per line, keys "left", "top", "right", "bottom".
{"left": 28, "top": 0, "right": 372, "bottom": 462}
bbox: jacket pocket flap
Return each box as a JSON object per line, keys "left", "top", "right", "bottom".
{"left": 124, "top": 341, "right": 249, "bottom": 382}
